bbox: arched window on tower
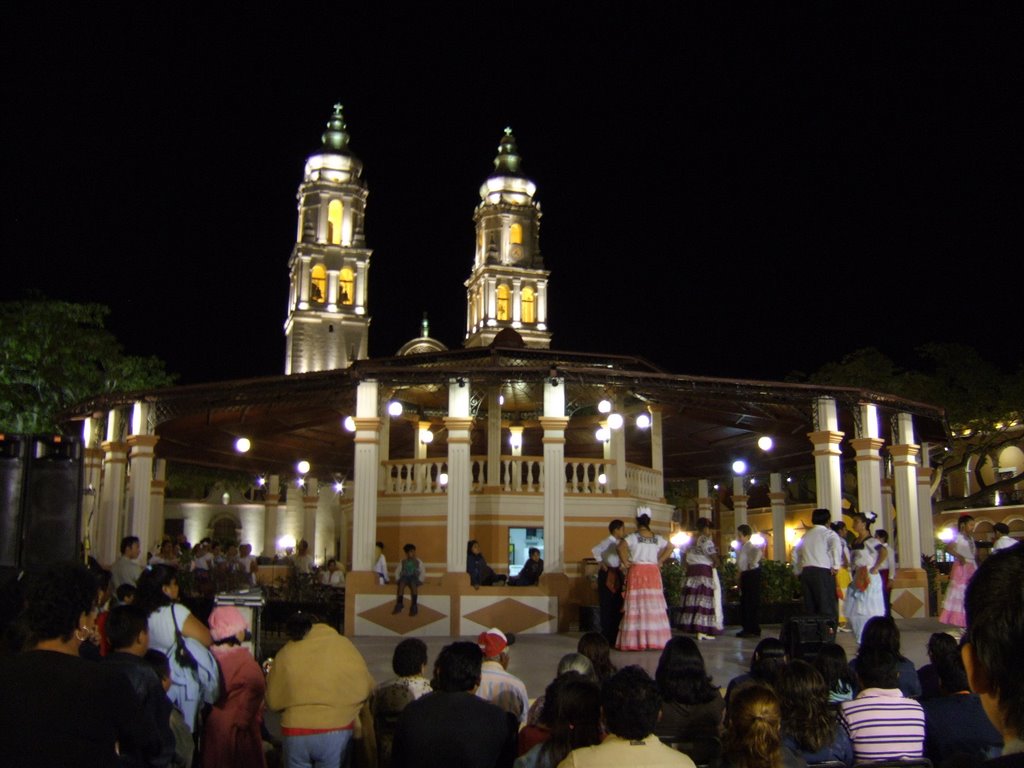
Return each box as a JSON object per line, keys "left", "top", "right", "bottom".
{"left": 310, "top": 265, "right": 327, "bottom": 303}
{"left": 496, "top": 285, "right": 510, "bottom": 321}
{"left": 327, "top": 200, "right": 344, "bottom": 245}
{"left": 339, "top": 267, "right": 354, "bottom": 305}
{"left": 521, "top": 286, "right": 536, "bottom": 323}
{"left": 510, "top": 222, "right": 523, "bottom": 245}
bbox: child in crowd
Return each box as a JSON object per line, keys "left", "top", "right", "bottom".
{"left": 237, "top": 543, "right": 258, "bottom": 585}
{"left": 374, "top": 542, "right": 389, "bottom": 584}
{"left": 812, "top": 642, "right": 856, "bottom": 704}
{"left": 116, "top": 583, "right": 137, "bottom": 605}
{"left": 511, "top": 548, "right": 544, "bottom": 586}
{"left": 393, "top": 544, "right": 425, "bottom": 616}
{"left": 144, "top": 649, "right": 195, "bottom": 768}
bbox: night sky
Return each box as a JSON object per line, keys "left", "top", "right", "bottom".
{"left": 3, "top": 6, "right": 1020, "bottom": 386}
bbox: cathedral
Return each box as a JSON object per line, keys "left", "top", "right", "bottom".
{"left": 71, "top": 106, "right": 951, "bottom": 636}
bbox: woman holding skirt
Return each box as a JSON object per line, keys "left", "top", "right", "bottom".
{"left": 939, "top": 514, "right": 977, "bottom": 629}
{"left": 677, "top": 517, "right": 723, "bottom": 640}
{"left": 843, "top": 512, "right": 886, "bottom": 644}
{"left": 615, "top": 508, "right": 673, "bottom": 651}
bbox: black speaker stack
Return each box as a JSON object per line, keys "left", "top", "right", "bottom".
{"left": 0, "top": 434, "right": 83, "bottom": 583}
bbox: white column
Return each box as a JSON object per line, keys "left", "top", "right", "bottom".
{"left": 769, "top": 473, "right": 787, "bottom": 562}
{"left": 81, "top": 417, "right": 104, "bottom": 557}
{"left": 486, "top": 388, "right": 502, "bottom": 487}
{"left": 149, "top": 459, "right": 166, "bottom": 552}
{"left": 297, "top": 256, "right": 311, "bottom": 304}
{"left": 97, "top": 409, "right": 128, "bottom": 566}
{"left": 537, "top": 281, "right": 548, "bottom": 324}
{"left": 808, "top": 397, "right": 844, "bottom": 523}
{"left": 127, "top": 401, "right": 157, "bottom": 556}
{"left": 263, "top": 475, "right": 280, "bottom": 558}
{"left": 609, "top": 401, "right": 627, "bottom": 494}
{"left": 697, "top": 479, "right": 713, "bottom": 523}
{"left": 352, "top": 380, "right": 380, "bottom": 571}
{"left": 733, "top": 475, "right": 748, "bottom": 527}
{"left": 377, "top": 412, "right": 391, "bottom": 492}
{"left": 649, "top": 405, "right": 664, "bottom": 475}
{"left": 326, "top": 268, "right": 339, "bottom": 308}
{"left": 512, "top": 278, "right": 522, "bottom": 323}
{"left": 541, "top": 378, "right": 568, "bottom": 573}
{"left": 486, "top": 277, "right": 497, "bottom": 322}
{"left": 302, "top": 478, "right": 318, "bottom": 564}
{"left": 509, "top": 426, "right": 524, "bottom": 458}
{"left": 917, "top": 443, "right": 936, "bottom": 557}
{"left": 445, "top": 379, "right": 473, "bottom": 573}
{"left": 890, "top": 412, "right": 927, "bottom": 618}
{"left": 881, "top": 478, "right": 894, "bottom": 546}
{"left": 852, "top": 403, "right": 885, "bottom": 523}
{"left": 356, "top": 262, "right": 367, "bottom": 312}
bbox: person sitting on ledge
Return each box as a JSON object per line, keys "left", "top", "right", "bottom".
{"left": 510, "top": 548, "right": 544, "bottom": 586}
{"left": 467, "top": 540, "right": 506, "bottom": 588}
{"left": 393, "top": 544, "right": 425, "bottom": 616}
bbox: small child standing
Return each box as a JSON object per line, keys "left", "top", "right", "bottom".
{"left": 392, "top": 544, "right": 425, "bottom": 616}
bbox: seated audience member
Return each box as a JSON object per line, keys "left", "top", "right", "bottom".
{"left": 840, "top": 648, "right": 925, "bottom": 762}
{"left": 0, "top": 562, "right": 151, "bottom": 767}
{"left": 918, "top": 632, "right": 961, "bottom": 701}
{"left": 104, "top": 603, "right": 176, "bottom": 767}
{"left": 962, "top": 543, "right": 1024, "bottom": 768}
{"left": 812, "top": 642, "right": 856, "bottom": 704}
{"left": 203, "top": 606, "right": 266, "bottom": 768}
{"left": 372, "top": 638, "right": 433, "bottom": 768}
{"left": 850, "top": 615, "right": 922, "bottom": 699}
{"left": 577, "top": 631, "right": 617, "bottom": 684}
{"left": 321, "top": 558, "right": 346, "bottom": 588}
{"left": 720, "top": 684, "right": 805, "bottom": 768}
{"left": 778, "top": 659, "right": 854, "bottom": 766}
{"left": 143, "top": 649, "right": 194, "bottom": 768}
{"left": 515, "top": 676, "right": 601, "bottom": 768}
{"left": 391, "top": 641, "right": 518, "bottom": 768}
{"left": 725, "top": 637, "right": 788, "bottom": 711}
{"left": 392, "top": 544, "right": 425, "bottom": 616}
{"left": 518, "top": 671, "right": 586, "bottom": 758}
{"left": 477, "top": 627, "right": 530, "bottom": 725}
{"left": 990, "top": 523, "right": 1017, "bottom": 553}
{"left": 511, "top": 547, "right": 545, "bottom": 586}
{"left": 524, "top": 653, "right": 597, "bottom": 733}
{"left": 467, "top": 540, "right": 506, "bottom": 587}
{"left": 116, "top": 583, "right": 138, "bottom": 605}
{"left": 654, "top": 636, "right": 725, "bottom": 744}
{"left": 922, "top": 650, "right": 1003, "bottom": 766}
{"left": 559, "top": 665, "right": 696, "bottom": 767}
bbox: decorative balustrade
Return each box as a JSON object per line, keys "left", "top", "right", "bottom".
{"left": 380, "top": 456, "right": 659, "bottom": 498}
{"left": 625, "top": 462, "right": 663, "bottom": 500}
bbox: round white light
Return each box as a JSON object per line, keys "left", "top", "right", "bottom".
{"left": 509, "top": 433, "right": 523, "bottom": 448}
{"left": 749, "top": 478, "right": 757, "bottom": 485}
{"left": 333, "top": 481, "right": 344, "bottom": 494}
{"left": 343, "top": 416, "right": 356, "bottom": 432}
{"left": 387, "top": 401, "right": 404, "bottom": 417}
{"left": 750, "top": 533, "right": 766, "bottom": 547}
{"left": 635, "top": 413, "right": 651, "bottom": 429}
{"left": 597, "top": 472, "right": 607, "bottom": 485}
{"left": 255, "top": 476, "right": 266, "bottom": 487}
{"left": 607, "top": 413, "right": 624, "bottom": 430}
{"left": 295, "top": 477, "right": 305, "bottom": 487}
{"left": 235, "top": 437, "right": 251, "bottom": 453}
{"left": 296, "top": 460, "right": 310, "bottom": 475}
{"left": 732, "top": 460, "right": 747, "bottom": 475}
{"left": 713, "top": 483, "right": 720, "bottom": 490}
{"left": 595, "top": 427, "right": 610, "bottom": 442}
{"left": 277, "top": 534, "right": 296, "bottom": 551}
{"left": 758, "top": 435, "right": 774, "bottom": 451}
{"left": 671, "top": 531, "right": 691, "bottom": 548}
{"left": 938, "top": 527, "right": 956, "bottom": 543}
{"left": 420, "top": 429, "right": 434, "bottom": 444}
{"left": 598, "top": 399, "right": 612, "bottom": 414}
{"left": 498, "top": 395, "right": 505, "bottom": 406}
{"left": 438, "top": 472, "right": 449, "bottom": 486}
{"left": 731, "top": 539, "right": 740, "bottom": 551}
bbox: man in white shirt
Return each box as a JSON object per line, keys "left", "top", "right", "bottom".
{"left": 991, "top": 523, "right": 1018, "bottom": 553}
{"left": 475, "top": 628, "right": 529, "bottom": 724}
{"left": 793, "top": 508, "right": 842, "bottom": 623}
{"left": 736, "top": 525, "right": 763, "bottom": 638}
{"left": 591, "top": 519, "right": 626, "bottom": 644}
{"left": 111, "top": 536, "right": 143, "bottom": 594}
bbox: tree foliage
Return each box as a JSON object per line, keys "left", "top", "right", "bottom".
{"left": 803, "top": 344, "right": 1024, "bottom": 510}
{"left": 0, "top": 298, "right": 176, "bottom": 433}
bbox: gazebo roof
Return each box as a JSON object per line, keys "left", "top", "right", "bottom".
{"left": 66, "top": 345, "right": 951, "bottom": 484}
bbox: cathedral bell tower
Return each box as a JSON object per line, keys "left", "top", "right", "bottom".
{"left": 464, "top": 129, "right": 551, "bottom": 348}
{"left": 284, "top": 105, "right": 372, "bottom": 374}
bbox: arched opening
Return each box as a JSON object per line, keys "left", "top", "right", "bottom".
{"left": 510, "top": 222, "right": 523, "bottom": 245}
{"left": 339, "top": 267, "right": 354, "bottom": 305}
{"left": 310, "top": 265, "right": 327, "bottom": 303}
{"left": 327, "top": 200, "right": 344, "bottom": 245}
{"left": 496, "top": 284, "right": 510, "bottom": 321}
{"left": 521, "top": 286, "right": 535, "bottom": 323}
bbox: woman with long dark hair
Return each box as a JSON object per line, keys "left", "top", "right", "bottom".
{"left": 811, "top": 642, "right": 856, "bottom": 704}
{"left": 677, "top": 517, "right": 723, "bottom": 639}
{"left": 843, "top": 512, "right": 886, "bottom": 644}
{"left": 940, "top": 514, "right": 977, "bottom": 629}
{"left": 515, "top": 675, "right": 602, "bottom": 768}
{"left": 576, "top": 631, "right": 616, "bottom": 684}
{"left": 720, "top": 685, "right": 803, "bottom": 768}
{"left": 136, "top": 564, "right": 217, "bottom": 732}
{"left": 654, "top": 636, "right": 725, "bottom": 742}
{"left": 850, "top": 615, "right": 921, "bottom": 699}
{"left": 615, "top": 509, "right": 673, "bottom": 651}
{"left": 725, "top": 637, "right": 788, "bottom": 711}
{"left": 777, "top": 660, "right": 854, "bottom": 766}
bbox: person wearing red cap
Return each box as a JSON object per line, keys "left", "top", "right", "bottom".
{"left": 476, "top": 627, "right": 530, "bottom": 724}
{"left": 202, "top": 605, "right": 266, "bottom": 767}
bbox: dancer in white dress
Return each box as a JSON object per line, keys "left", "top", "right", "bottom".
{"left": 843, "top": 512, "right": 886, "bottom": 644}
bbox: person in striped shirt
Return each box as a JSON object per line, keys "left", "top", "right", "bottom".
{"left": 840, "top": 648, "right": 925, "bottom": 762}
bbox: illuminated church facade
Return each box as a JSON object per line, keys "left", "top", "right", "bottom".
{"left": 74, "top": 106, "right": 967, "bottom": 636}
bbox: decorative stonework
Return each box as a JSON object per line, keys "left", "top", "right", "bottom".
{"left": 354, "top": 594, "right": 450, "bottom": 636}
{"left": 461, "top": 596, "right": 557, "bottom": 634}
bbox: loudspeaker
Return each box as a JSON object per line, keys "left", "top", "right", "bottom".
{"left": 20, "top": 436, "right": 83, "bottom": 574}
{"left": 0, "top": 436, "right": 28, "bottom": 569}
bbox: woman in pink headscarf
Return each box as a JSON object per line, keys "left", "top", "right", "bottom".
{"left": 202, "top": 605, "right": 266, "bottom": 767}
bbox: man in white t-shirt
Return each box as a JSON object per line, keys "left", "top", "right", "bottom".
{"left": 591, "top": 519, "right": 625, "bottom": 645}
{"left": 991, "top": 523, "right": 1018, "bottom": 553}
